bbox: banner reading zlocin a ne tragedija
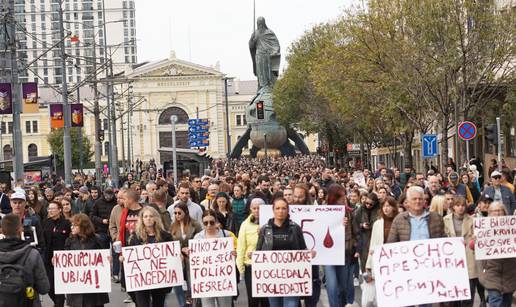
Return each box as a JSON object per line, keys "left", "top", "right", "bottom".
{"left": 122, "top": 241, "right": 184, "bottom": 292}
{"left": 189, "top": 237, "right": 237, "bottom": 298}
{"left": 373, "top": 237, "right": 470, "bottom": 307}
{"left": 260, "top": 205, "right": 345, "bottom": 265}
{"left": 54, "top": 249, "right": 111, "bottom": 294}
{"left": 252, "top": 250, "right": 312, "bottom": 297}
{"left": 474, "top": 216, "right": 516, "bottom": 260}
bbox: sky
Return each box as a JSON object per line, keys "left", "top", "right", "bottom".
{"left": 134, "top": 0, "right": 357, "bottom": 80}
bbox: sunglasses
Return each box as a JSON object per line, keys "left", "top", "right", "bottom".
{"left": 203, "top": 220, "right": 216, "bottom": 226}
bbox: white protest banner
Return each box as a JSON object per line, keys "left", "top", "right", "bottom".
{"left": 474, "top": 216, "right": 516, "bottom": 260}
{"left": 122, "top": 241, "right": 183, "bottom": 292}
{"left": 260, "top": 205, "right": 345, "bottom": 265}
{"left": 54, "top": 249, "right": 111, "bottom": 294}
{"left": 189, "top": 237, "right": 237, "bottom": 298}
{"left": 252, "top": 250, "right": 312, "bottom": 297}
{"left": 373, "top": 237, "right": 470, "bottom": 307}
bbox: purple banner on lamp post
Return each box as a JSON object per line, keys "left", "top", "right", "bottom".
{"left": 71, "top": 103, "right": 84, "bottom": 127}
{"left": 0, "top": 83, "right": 12, "bottom": 115}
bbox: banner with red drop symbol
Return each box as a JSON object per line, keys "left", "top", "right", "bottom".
{"left": 54, "top": 249, "right": 111, "bottom": 294}
{"left": 260, "top": 205, "right": 345, "bottom": 265}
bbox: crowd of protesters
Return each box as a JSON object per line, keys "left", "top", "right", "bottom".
{"left": 0, "top": 154, "right": 515, "bottom": 307}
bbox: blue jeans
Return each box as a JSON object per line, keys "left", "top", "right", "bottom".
{"left": 324, "top": 265, "right": 355, "bottom": 307}
{"left": 487, "top": 290, "right": 513, "bottom": 307}
{"left": 173, "top": 285, "right": 186, "bottom": 307}
{"left": 268, "top": 297, "right": 299, "bottom": 307}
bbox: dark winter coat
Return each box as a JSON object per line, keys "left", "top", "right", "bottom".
{"left": 256, "top": 218, "right": 306, "bottom": 251}
{"left": 478, "top": 257, "right": 516, "bottom": 294}
{"left": 90, "top": 195, "right": 117, "bottom": 234}
{"left": 0, "top": 238, "right": 50, "bottom": 307}
{"left": 64, "top": 235, "right": 110, "bottom": 307}
{"left": 42, "top": 216, "right": 71, "bottom": 267}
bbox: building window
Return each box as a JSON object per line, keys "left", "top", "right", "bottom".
{"left": 103, "top": 142, "right": 110, "bottom": 156}
{"left": 158, "top": 107, "right": 189, "bottom": 125}
{"left": 3, "top": 145, "right": 12, "bottom": 160}
{"left": 25, "top": 121, "right": 31, "bottom": 133}
{"left": 7, "top": 122, "right": 13, "bottom": 134}
{"left": 103, "top": 118, "right": 108, "bottom": 130}
{"left": 32, "top": 121, "right": 38, "bottom": 133}
{"left": 243, "top": 115, "right": 247, "bottom": 125}
{"left": 0, "top": 122, "right": 5, "bottom": 134}
{"left": 28, "top": 144, "right": 38, "bottom": 159}
{"left": 236, "top": 115, "right": 242, "bottom": 126}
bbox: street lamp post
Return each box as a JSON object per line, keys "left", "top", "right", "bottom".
{"left": 170, "top": 115, "right": 178, "bottom": 187}
{"left": 58, "top": 0, "right": 72, "bottom": 185}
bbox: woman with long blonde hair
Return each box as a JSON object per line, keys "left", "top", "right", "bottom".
{"left": 125, "top": 206, "right": 173, "bottom": 307}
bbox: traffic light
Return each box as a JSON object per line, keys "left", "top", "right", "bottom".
{"left": 256, "top": 101, "right": 264, "bottom": 120}
{"left": 485, "top": 124, "right": 498, "bottom": 145}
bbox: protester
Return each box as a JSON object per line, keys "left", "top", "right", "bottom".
{"left": 9, "top": 191, "right": 45, "bottom": 251}
{"left": 63, "top": 213, "right": 109, "bottom": 306}
{"left": 365, "top": 197, "right": 398, "bottom": 278}
{"left": 213, "top": 192, "right": 236, "bottom": 233}
{"left": 236, "top": 198, "right": 269, "bottom": 307}
{"left": 429, "top": 194, "right": 448, "bottom": 217}
{"left": 124, "top": 207, "right": 172, "bottom": 307}
{"left": 324, "top": 184, "right": 357, "bottom": 307}
{"left": 231, "top": 184, "right": 247, "bottom": 233}
{"left": 148, "top": 189, "right": 172, "bottom": 230}
{"left": 61, "top": 197, "right": 73, "bottom": 220}
{"left": 0, "top": 214, "right": 50, "bottom": 307}
{"left": 42, "top": 201, "right": 71, "bottom": 307}
{"left": 73, "top": 186, "right": 94, "bottom": 215}
{"left": 90, "top": 187, "right": 117, "bottom": 248}
{"left": 200, "top": 183, "right": 219, "bottom": 210}
{"left": 477, "top": 202, "right": 516, "bottom": 307}
{"left": 354, "top": 192, "right": 380, "bottom": 274}
{"left": 0, "top": 183, "right": 11, "bottom": 214}
{"left": 443, "top": 196, "right": 479, "bottom": 307}
{"left": 118, "top": 188, "right": 143, "bottom": 303}
{"left": 168, "top": 183, "right": 203, "bottom": 223}
{"left": 482, "top": 170, "right": 516, "bottom": 214}
{"left": 388, "top": 186, "right": 445, "bottom": 244}
{"left": 256, "top": 197, "right": 311, "bottom": 307}
{"left": 27, "top": 188, "right": 47, "bottom": 221}
{"left": 193, "top": 210, "right": 237, "bottom": 307}
{"left": 169, "top": 203, "right": 202, "bottom": 306}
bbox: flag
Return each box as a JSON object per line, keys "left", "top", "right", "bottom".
{"left": 50, "top": 104, "right": 64, "bottom": 128}
{"left": 71, "top": 104, "right": 84, "bottom": 127}
{"left": 22, "top": 82, "right": 39, "bottom": 113}
{"left": 0, "top": 83, "right": 12, "bottom": 115}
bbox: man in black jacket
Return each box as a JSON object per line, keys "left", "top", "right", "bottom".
{"left": 90, "top": 188, "right": 117, "bottom": 248}
{"left": 0, "top": 214, "right": 50, "bottom": 307}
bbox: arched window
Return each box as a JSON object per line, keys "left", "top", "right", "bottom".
{"left": 28, "top": 144, "right": 38, "bottom": 160}
{"left": 158, "top": 107, "right": 189, "bottom": 125}
{"left": 3, "top": 145, "right": 12, "bottom": 160}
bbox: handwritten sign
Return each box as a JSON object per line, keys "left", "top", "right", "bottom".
{"left": 474, "top": 216, "right": 516, "bottom": 260}
{"left": 122, "top": 241, "right": 184, "bottom": 292}
{"left": 54, "top": 249, "right": 111, "bottom": 294}
{"left": 260, "top": 205, "right": 345, "bottom": 265}
{"left": 189, "top": 237, "right": 237, "bottom": 298}
{"left": 373, "top": 238, "right": 470, "bottom": 306}
{"left": 252, "top": 250, "right": 312, "bottom": 297}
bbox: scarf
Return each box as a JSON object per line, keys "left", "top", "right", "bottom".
{"left": 118, "top": 207, "right": 129, "bottom": 246}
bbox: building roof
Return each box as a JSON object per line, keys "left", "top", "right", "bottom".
{"left": 228, "top": 80, "right": 257, "bottom": 96}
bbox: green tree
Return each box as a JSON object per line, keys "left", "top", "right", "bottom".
{"left": 47, "top": 127, "right": 94, "bottom": 168}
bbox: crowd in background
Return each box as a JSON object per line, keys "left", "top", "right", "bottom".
{"left": 0, "top": 154, "right": 515, "bottom": 307}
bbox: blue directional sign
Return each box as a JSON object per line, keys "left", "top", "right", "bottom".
{"left": 188, "top": 118, "right": 210, "bottom": 148}
{"left": 422, "top": 134, "right": 438, "bottom": 158}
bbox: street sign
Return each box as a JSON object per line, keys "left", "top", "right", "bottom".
{"left": 458, "top": 121, "right": 477, "bottom": 141}
{"left": 188, "top": 118, "right": 210, "bottom": 148}
{"left": 422, "top": 134, "right": 438, "bottom": 158}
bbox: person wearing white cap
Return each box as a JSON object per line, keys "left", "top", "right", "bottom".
{"left": 9, "top": 191, "right": 45, "bottom": 251}
{"left": 482, "top": 170, "right": 516, "bottom": 215}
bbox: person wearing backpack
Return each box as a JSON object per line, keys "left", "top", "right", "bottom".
{"left": 0, "top": 213, "right": 50, "bottom": 307}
